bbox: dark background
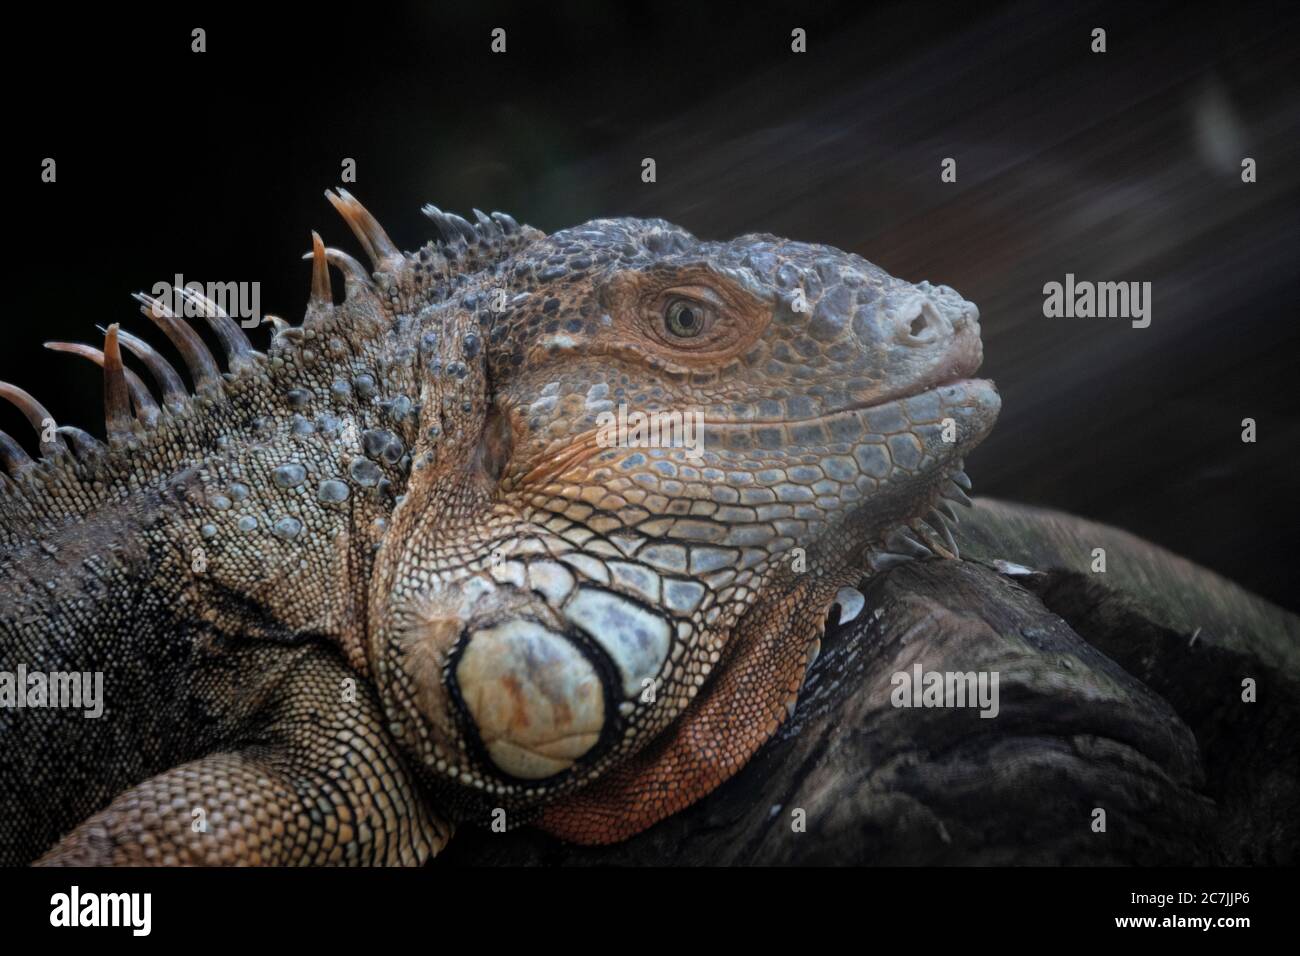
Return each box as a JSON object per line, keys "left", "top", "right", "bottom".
{"left": 7, "top": 1, "right": 1298, "bottom": 609}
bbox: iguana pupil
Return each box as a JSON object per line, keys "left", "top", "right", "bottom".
{"left": 665, "top": 299, "right": 704, "bottom": 337}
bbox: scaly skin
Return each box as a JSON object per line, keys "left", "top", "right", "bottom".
{"left": 0, "top": 192, "right": 999, "bottom": 863}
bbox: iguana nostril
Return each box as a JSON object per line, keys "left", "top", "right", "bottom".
{"left": 454, "top": 620, "right": 606, "bottom": 780}
{"left": 903, "top": 301, "right": 945, "bottom": 343}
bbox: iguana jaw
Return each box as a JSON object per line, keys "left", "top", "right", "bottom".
{"left": 736, "top": 374, "right": 1000, "bottom": 656}
{"left": 836, "top": 375, "right": 998, "bottom": 563}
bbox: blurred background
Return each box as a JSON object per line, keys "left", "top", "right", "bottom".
{"left": 8, "top": 1, "right": 1298, "bottom": 608}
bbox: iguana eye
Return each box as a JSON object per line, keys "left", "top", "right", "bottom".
{"left": 663, "top": 298, "right": 711, "bottom": 338}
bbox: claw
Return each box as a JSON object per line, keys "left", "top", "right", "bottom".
{"left": 884, "top": 526, "right": 932, "bottom": 558}
{"left": 935, "top": 499, "right": 960, "bottom": 523}
{"left": 868, "top": 551, "right": 913, "bottom": 572}
{"left": 944, "top": 480, "right": 973, "bottom": 508}
{"left": 925, "top": 510, "right": 960, "bottom": 558}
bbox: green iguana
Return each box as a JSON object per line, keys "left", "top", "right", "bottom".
{"left": 1, "top": 192, "right": 1289, "bottom": 865}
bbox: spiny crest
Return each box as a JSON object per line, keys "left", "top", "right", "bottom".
{"left": 0, "top": 190, "right": 540, "bottom": 492}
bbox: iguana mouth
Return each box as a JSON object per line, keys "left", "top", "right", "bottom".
{"left": 764, "top": 375, "right": 995, "bottom": 427}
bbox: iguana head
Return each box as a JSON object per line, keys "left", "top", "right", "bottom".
{"left": 353, "top": 199, "right": 999, "bottom": 839}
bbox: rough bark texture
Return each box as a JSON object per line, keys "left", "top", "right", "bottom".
{"left": 441, "top": 503, "right": 1298, "bottom": 865}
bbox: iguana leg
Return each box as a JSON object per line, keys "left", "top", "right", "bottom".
{"left": 36, "top": 648, "right": 450, "bottom": 866}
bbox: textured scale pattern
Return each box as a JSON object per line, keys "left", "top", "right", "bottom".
{"left": 34, "top": 647, "right": 446, "bottom": 866}
{"left": 0, "top": 190, "right": 999, "bottom": 863}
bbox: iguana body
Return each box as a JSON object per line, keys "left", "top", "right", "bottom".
{"left": 12, "top": 189, "right": 1254, "bottom": 865}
